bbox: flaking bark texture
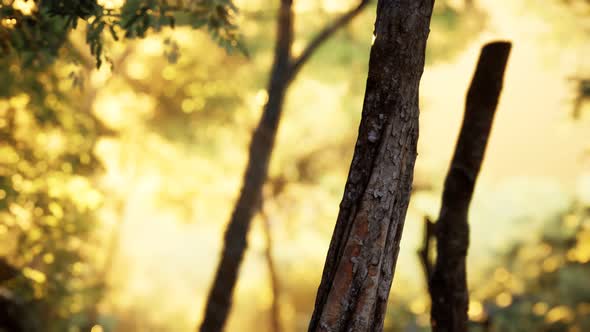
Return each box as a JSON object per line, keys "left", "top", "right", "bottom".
{"left": 308, "top": 1, "right": 435, "bottom": 331}
{"left": 428, "top": 41, "right": 511, "bottom": 332}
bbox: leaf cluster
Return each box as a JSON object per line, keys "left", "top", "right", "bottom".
{"left": 0, "top": 0, "right": 243, "bottom": 69}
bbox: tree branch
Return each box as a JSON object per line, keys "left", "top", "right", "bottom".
{"left": 260, "top": 202, "right": 282, "bottom": 332}
{"left": 418, "top": 216, "right": 435, "bottom": 286}
{"left": 287, "top": 0, "right": 371, "bottom": 81}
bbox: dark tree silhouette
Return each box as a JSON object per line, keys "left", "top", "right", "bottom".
{"left": 421, "top": 41, "right": 511, "bottom": 332}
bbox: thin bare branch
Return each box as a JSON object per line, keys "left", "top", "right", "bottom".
{"left": 288, "top": 0, "right": 371, "bottom": 81}
{"left": 418, "top": 216, "right": 435, "bottom": 285}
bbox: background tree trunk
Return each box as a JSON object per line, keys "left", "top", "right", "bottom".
{"left": 199, "top": 1, "right": 371, "bottom": 331}
{"left": 307, "top": 1, "right": 435, "bottom": 331}
{"left": 427, "top": 41, "right": 511, "bottom": 332}
{"left": 261, "top": 204, "right": 282, "bottom": 332}
{"left": 198, "top": 3, "right": 294, "bottom": 332}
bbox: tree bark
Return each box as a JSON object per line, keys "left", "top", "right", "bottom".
{"left": 199, "top": 1, "right": 371, "bottom": 331}
{"left": 307, "top": 1, "right": 435, "bottom": 331}
{"left": 428, "top": 41, "right": 511, "bottom": 332}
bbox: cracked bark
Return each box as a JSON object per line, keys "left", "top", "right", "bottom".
{"left": 428, "top": 41, "right": 511, "bottom": 332}
{"left": 307, "top": 1, "right": 435, "bottom": 331}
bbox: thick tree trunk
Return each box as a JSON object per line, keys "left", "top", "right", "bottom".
{"left": 199, "top": 1, "right": 371, "bottom": 331}
{"left": 428, "top": 41, "right": 511, "bottom": 332}
{"left": 307, "top": 1, "right": 435, "bottom": 331}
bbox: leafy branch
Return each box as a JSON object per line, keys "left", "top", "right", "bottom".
{"left": 0, "top": 0, "right": 244, "bottom": 68}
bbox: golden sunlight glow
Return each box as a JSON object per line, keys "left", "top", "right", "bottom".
{"left": 90, "top": 65, "right": 112, "bottom": 88}
{"left": 494, "top": 267, "right": 510, "bottom": 283}
{"left": 48, "top": 202, "right": 64, "bottom": 219}
{"left": 254, "top": 89, "right": 269, "bottom": 106}
{"left": 291, "top": 39, "right": 305, "bottom": 58}
{"left": 0, "top": 145, "right": 19, "bottom": 164}
{"left": 181, "top": 99, "right": 195, "bottom": 113}
{"left": 409, "top": 298, "right": 427, "bottom": 314}
{"left": 532, "top": 302, "right": 549, "bottom": 316}
{"left": 508, "top": 278, "right": 525, "bottom": 295}
{"left": 141, "top": 37, "right": 164, "bottom": 55}
{"left": 293, "top": 0, "right": 314, "bottom": 13}
{"left": 67, "top": 176, "right": 103, "bottom": 210}
{"left": 542, "top": 256, "right": 561, "bottom": 272}
{"left": 181, "top": 98, "right": 204, "bottom": 113}
{"left": 72, "top": 262, "right": 85, "bottom": 275}
{"left": 1, "top": 1, "right": 587, "bottom": 330}
{"left": 23, "top": 267, "right": 47, "bottom": 284}
{"left": 468, "top": 301, "right": 484, "bottom": 321}
{"left": 162, "top": 66, "right": 177, "bottom": 81}
{"left": 563, "top": 214, "right": 580, "bottom": 228}
{"left": 126, "top": 61, "right": 148, "bottom": 80}
{"left": 495, "top": 292, "right": 513, "bottom": 308}
{"left": 43, "top": 253, "right": 55, "bottom": 264}
{"left": 12, "top": 0, "right": 36, "bottom": 15}
{"left": 570, "top": 230, "right": 590, "bottom": 263}
{"left": 39, "top": 130, "right": 66, "bottom": 159}
{"left": 93, "top": 95, "right": 126, "bottom": 129}
{"left": 257, "top": 284, "right": 274, "bottom": 310}
{"left": 97, "top": 0, "right": 124, "bottom": 9}
{"left": 10, "top": 203, "right": 31, "bottom": 230}
{"left": 1, "top": 18, "right": 17, "bottom": 29}
{"left": 545, "top": 306, "right": 574, "bottom": 324}
{"left": 9, "top": 93, "right": 30, "bottom": 109}
{"left": 322, "top": 0, "right": 355, "bottom": 13}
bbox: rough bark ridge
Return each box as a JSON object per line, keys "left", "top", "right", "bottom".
{"left": 199, "top": 1, "right": 371, "bottom": 331}
{"left": 307, "top": 1, "right": 435, "bottom": 331}
{"left": 428, "top": 41, "right": 511, "bottom": 332}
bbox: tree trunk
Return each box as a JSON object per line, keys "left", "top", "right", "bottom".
{"left": 261, "top": 205, "right": 282, "bottom": 332}
{"left": 307, "top": 1, "right": 435, "bottom": 331}
{"left": 428, "top": 41, "right": 511, "bottom": 332}
{"left": 199, "top": 3, "right": 293, "bottom": 332}
{"left": 199, "top": 1, "right": 371, "bottom": 331}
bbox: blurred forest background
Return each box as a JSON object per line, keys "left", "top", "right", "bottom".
{"left": 0, "top": 0, "right": 589, "bottom": 331}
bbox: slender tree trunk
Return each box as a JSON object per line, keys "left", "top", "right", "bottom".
{"left": 428, "top": 41, "right": 511, "bottom": 332}
{"left": 199, "top": 1, "right": 371, "bottom": 331}
{"left": 199, "top": 3, "right": 293, "bottom": 331}
{"left": 261, "top": 206, "right": 282, "bottom": 332}
{"left": 308, "top": 1, "right": 435, "bottom": 331}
